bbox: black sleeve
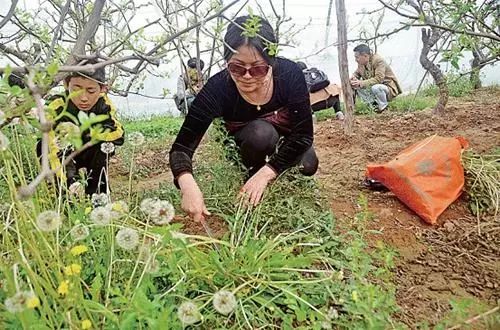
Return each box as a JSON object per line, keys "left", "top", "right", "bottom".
{"left": 169, "top": 75, "right": 223, "bottom": 181}
{"left": 268, "top": 61, "right": 313, "bottom": 174}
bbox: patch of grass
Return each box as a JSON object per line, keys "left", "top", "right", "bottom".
{"left": 421, "top": 73, "right": 475, "bottom": 98}
{"left": 389, "top": 94, "right": 437, "bottom": 112}
{"left": 314, "top": 108, "right": 336, "bottom": 122}
{"left": 122, "top": 115, "right": 183, "bottom": 140}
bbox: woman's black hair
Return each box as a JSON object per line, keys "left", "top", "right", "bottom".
{"left": 223, "top": 15, "right": 277, "bottom": 65}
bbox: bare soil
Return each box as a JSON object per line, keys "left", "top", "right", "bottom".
{"left": 315, "top": 88, "right": 500, "bottom": 327}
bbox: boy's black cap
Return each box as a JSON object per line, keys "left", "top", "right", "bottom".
{"left": 187, "top": 58, "right": 204, "bottom": 70}
{"left": 66, "top": 59, "right": 106, "bottom": 84}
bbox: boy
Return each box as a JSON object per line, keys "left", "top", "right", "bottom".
{"left": 39, "top": 60, "right": 124, "bottom": 195}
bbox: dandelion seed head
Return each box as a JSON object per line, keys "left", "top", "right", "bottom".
{"left": 36, "top": 210, "right": 62, "bottom": 232}
{"left": 140, "top": 198, "right": 155, "bottom": 213}
{"left": 90, "top": 206, "right": 111, "bottom": 226}
{"left": 177, "top": 301, "right": 201, "bottom": 325}
{"left": 212, "top": 290, "right": 237, "bottom": 315}
{"left": 68, "top": 182, "right": 84, "bottom": 196}
{"left": 146, "top": 258, "right": 160, "bottom": 274}
{"left": 143, "top": 199, "right": 174, "bottom": 225}
{"left": 70, "top": 224, "right": 90, "bottom": 241}
{"left": 106, "top": 200, "right": 128, "bottom": 220}
{"left": 128, "top": 131, "right": 145, "bottom": 147}
{"left": 100, "top": 142, "right": 115, "bottom": 154}
{"left": 0, "top": 131, "right": 10, "bottom": 151}
{"left": 116, "top": 228, "right": 139, "bottom": 250}
{"left": 4, "top": 291, "right": 35, "bottom": 313}
{"left": 91, "top": 193, "right": 109, "bottom": 208}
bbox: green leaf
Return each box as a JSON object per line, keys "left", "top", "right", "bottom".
{"left": 47, "top": 62, "right": 59, "bottom": 76}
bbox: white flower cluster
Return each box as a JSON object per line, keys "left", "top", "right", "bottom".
{"left": 140, "top": 198, "right": 175, "bottom": 225}
{"left": 116, "top": 227, "right": 139, "bottom": 250}
{"left": 212, "top": 290, "right": 237, "bottom": 315}
{"left": 36, "top": 210, "right": 63, "bottom": 232}
{"left": 91, "top": 193, "right": 109, "bottom": 208}
{"left": 4, "top": 291, "right": 36, "bottom": 313}
{"left": 100, "top": 142, "right": 115, "bottom": 154}
{"left": 127, "top": 131, "right": 145, "bottom": 147}
{"left": 70, "top": 224, "right": 90, "bottom": 241}
{"left": 177, "top": 301, "right": 201, "bottom": 325}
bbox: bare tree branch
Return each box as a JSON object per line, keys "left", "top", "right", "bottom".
{"left": 0, "top": 0, "right": 18, "bottom": 30}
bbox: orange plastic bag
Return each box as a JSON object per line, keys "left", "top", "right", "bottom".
{"left": 366, "top": 135, "right": 469, "bottom": 224}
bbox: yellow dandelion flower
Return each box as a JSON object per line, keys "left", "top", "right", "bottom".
{"left": 81, "top": 319, "right": 92, "bottom": 329}
{"left": 26, "top": 295, "right": 40, "bottom": 309}
{"left": 64, "top": 263, "right": 82, "bottom": 276}
{"left": 70, "top": 245, "right": 88, "bottom": 256}
{"left": 57, "top": 280, "right": 69, "bottom": 295}
{"left": 84, "top": 206, "right": 92, "bottom": 215}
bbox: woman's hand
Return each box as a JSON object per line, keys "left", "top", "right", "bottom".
{"left": 240, "top": 165, "right": 277, "bottom": 206}
{"left": 178, "top": 173, "right": 211, "bottom": 222}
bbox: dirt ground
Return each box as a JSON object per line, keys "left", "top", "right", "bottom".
{"left": 112, "top": 88, "right": 499, "bottom": 327}
{"left": 315, "top": 88, "right": 500, "bottom": 327}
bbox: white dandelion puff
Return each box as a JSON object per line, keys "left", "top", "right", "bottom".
{"left": 128, "top": 131, "right": 145, "bottom": 147}
{"left": 140, "top": 198, "right": 155, "bottom": 213}
{"left": 68, "top": 182, "right": 84, "bottom": 196}
{"left": 0, "top": 131, "right": 10, "bottom": 151}
{"left": 70, "top": 224, "right": 90, "bottom": 241}
{"left": 90, "top": 206, "right": 112, "bottom": 226}
{"left": 4, "top": 291, "right": 34, "bottom": 313}
{"left": 91, "top": 193, "right": 109, "bottom": 208}
{"left": 106, "top": 200, "right": 129, "bottom": 219}
{"left": 116, "top": 228, "right": 139, "bottom": 250}
{"left": 327, "top": 307, "right": 339, "bottom": 320}
{"left": 177, "top": 301, "right": 201, "bottom": 325}
{"left": 142, "top": 199, "right": 174, "bottom": 225}
{"left": 146, "top": 258, "right": 160, "bottom": 274}
{"left": 36, "top": 210, "right": 62, "bottom": 232}
{"left": 100, "top": 142, "right": 115, "bottom": 154}
{"left": 0, "top": 110, "right": 5, "bottom": 125}
{"left": 212, "top": 290, "right": 237, "bottom": 315}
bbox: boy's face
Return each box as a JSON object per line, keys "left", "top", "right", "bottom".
{"left": 66, "top": 77, "right": 103, "bottom": 111}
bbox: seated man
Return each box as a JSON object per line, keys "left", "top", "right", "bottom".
{"left": 350, "top": 44, "right": 402, "bottom": 113}
{"left": 297, "top": 61, "right": 342, "bottom": 117}
{"left": 38, "top": 59, "right": 124, "bottom": 195}
{"left": 174, "top": 58, "right": 205, "bottom": 115}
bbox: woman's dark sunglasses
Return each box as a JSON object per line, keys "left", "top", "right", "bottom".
{"left": 227, "top": 63, "right": 270, "bottom": 78}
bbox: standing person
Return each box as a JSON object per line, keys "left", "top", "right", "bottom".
{"left": 39, "top": 60, "right": 124, "bottom": 195}
{"left": 350, "top": 44, "right": 402, "bottom": 113}
{"left": 174, "top": 58, "right": 205, "bottom": 115}
{"left": 169, "top": 15, "right": 318, "bottom": 221}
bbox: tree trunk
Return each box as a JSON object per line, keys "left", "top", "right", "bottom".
{"left": 420, "top": 28, "right": 448, "bottom": 115}
{"left": 335, "top": 0, "right": 355, "bottom": 135}
{"left": 67, "top": 0, "right": 106, "bottom": 65}
{"left": 470, "top": 49, "right": 482, "bottom": 89}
